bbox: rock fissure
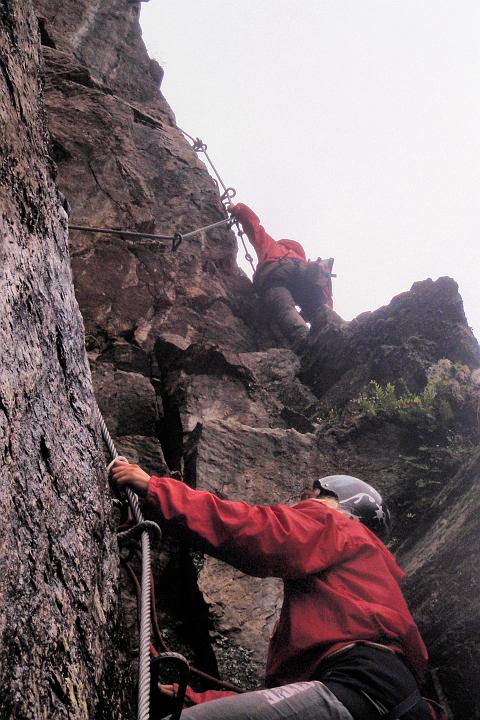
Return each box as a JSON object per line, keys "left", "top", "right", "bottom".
{"left": 0, "top": 55, "right": 18, "bottom": 110}
{"left": 87, "top": 159, "right": 128, "bottom": 215}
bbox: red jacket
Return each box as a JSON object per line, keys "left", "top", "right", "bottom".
{"left": 146, "top": 477, "right": 429, "bottom": 690}
{"left": 230, "top": 203, "right": 307, "bottom": 269}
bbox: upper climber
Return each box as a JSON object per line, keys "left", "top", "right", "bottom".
{"left": 229, "top": 202, "right": 339, "bottom": 348}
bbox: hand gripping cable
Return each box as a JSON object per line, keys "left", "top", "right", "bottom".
{"left": 98, "top": 409, "right": 188, "bottom": 720}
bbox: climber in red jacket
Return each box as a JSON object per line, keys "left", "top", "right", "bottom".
{"left": 110, "top": 460, "right": 446, "bottom": 720}
{"left": 229, "top": 202, "right": 339, "bottom": 348}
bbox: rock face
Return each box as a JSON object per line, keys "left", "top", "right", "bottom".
{"left": 400, "top": 448, "right": 480, "bottom": 720}
{"left": 2, "top": 0, "right": 479, "bottom": 718}
{"left": 0, "top": 4, "right": 130, "bottom": 718}
{"left": 35, "top": 0, "right": 258, "bottom": 354}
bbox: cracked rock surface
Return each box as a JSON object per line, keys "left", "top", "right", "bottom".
{"left": 0, "top": 4, "right": 131, "bottom": 718}
{"left": 1, "top": 0, "right": 479, "bottom": 717}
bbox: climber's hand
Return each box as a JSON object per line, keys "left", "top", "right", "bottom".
{"left": 109, "top": 458, "right": 150, "bottom": 496}
{"left": 158, "top": 684, "right": 176, "bottom": 698}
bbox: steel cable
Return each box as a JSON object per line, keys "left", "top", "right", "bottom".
{"left": 122, "top": 558, "right": 245, "bottom": 694}
{"left": 69, "top": 218, "right": 231, "bottom": 247}
{"left": 177, "top": 127, "right": 256, "bottom": 273}
{"left": 97, "top": 407, "right": 157, "bottom": 720}
{"left": 68, "top": 224, "right": 171, "bottom": 242}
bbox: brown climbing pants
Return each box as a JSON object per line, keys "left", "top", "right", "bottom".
{"left": 254, "top": 260, "right": 326, "bottom": 344}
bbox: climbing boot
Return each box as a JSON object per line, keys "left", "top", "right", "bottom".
{"left": 291, "top": 327, "right": 310, "bottom": 354}
{"left": 310, "top": 305, "right": 347, "bottom": 334}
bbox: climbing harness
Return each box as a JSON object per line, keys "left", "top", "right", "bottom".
{"left": 69, "top": 217, "right": 232, "bottom": 253}
{"left": 177, "top": 126, "right": 256, "bottom": 273}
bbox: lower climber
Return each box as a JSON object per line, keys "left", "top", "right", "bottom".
{"left": 228, "top": 202, "right": 340, "bottom": 348}
{"left": 110, "top": 461, "right": 446, "bottom": 720}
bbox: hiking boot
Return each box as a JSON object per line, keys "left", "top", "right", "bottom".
{"left": 291, "top": 327, "right": 309, "bottom": 354}
{"left": 310, "top": 305, "right": 347, "bottom": 333}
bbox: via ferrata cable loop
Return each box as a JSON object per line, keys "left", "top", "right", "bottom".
{"left": 117, "top": 520, "right": 162, "bottom": 547}
{"left": 219, "top": 192, "right": 255, "bottom": 271}
{"left": 179, "top": 127, "right": 229, "bottom": 194}
{"left": 220, "top": 188, "right": 236, "bottom": 205}
{"left": 192, "top": 138, "right": 207, "bottom": 153}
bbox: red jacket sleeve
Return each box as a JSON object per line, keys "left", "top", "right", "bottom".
{"left": 145, "top": 477, "right": 352, "bottom": 579}
{"left": 230, "top": 203, "right": 277, "bottom": 263}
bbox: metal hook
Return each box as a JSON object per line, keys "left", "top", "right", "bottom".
{"left": 151, "top": 652, "right": 190, "bottom": 720}
{"left": 172, "top": 232, "right": 183, "bottom": 252}
{"left": 221, "top": 187, "right": 237, "bottom": 204}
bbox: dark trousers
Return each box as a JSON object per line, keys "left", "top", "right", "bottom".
{"left": 254, "top": 260, "right": 326, "bottom": 344}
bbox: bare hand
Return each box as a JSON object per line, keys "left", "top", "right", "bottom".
{"left": 157, "top": 684, "right": 176, "bottom": 698}
{"left": 109, "top": 458, "right": 150, "bottom": 496}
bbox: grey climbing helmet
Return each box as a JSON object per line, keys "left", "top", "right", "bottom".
{"left": 313, "top": 474, "right": 391, "bottom": 541}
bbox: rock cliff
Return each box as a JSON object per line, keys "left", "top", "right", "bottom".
{"left": 1, "top": 1, "right": 479, "bottom": 717}
{"left": 0, "top": 4, "right": 131, "bottom": 717}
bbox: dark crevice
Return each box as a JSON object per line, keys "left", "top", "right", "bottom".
{"left": 40, "top": 436, "right": 53, "bottom": 474}
{"left": 48, "top": 673, "right": 72, "bottom": 707}
{"left": 37, "top": 17, "right": 56, "bottom": 48}
{"left": 162, "top": 546, "right": 219, "bottom": 680}
{"left": 119, "top": 327, "right": 139, "bottom": 346}
{"left": 132, "top": 107, "right": 160, "bottom": 129}
{"left": 50, "top": 138, "right": 72, "bottom": 163}
{"left": 0, "top": 4, "right": 17, "bottom": 46}
{"left": 55, "top": 327, "right": 68, "bottom": 384}
{"left": 0, "top": 56, "right": 17, "bottom": 112}
{"left": 5, "top": 436, "right": 13, "bottom": 462}
{"left": 157, "top": 394, "right": 184, "bottom": 472}
{"left": 183, "top": 423, "right": 203, "bottom": 489}
{"left": 87, "top": 160, "right": 126, "bottom": 213}
{"left": 44, "top": 530, "right": 67, "bottom": 590}
{"left": 0, "top": 395, "right": 10, "bottom": 422}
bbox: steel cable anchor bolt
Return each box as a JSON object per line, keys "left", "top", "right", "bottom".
{"left": 172, "top": 231, "right": 183, "bottom": 252}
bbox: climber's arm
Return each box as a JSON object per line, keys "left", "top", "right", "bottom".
{"left": 229, "top": 202, "right": 276, "bottom": 261}
{"left": 111, "top": 462, "right": 350, "bottom": 579}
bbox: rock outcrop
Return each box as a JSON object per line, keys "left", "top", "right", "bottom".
{"left": 400, "top": 447, "right": 480, "bottom": 720}
{"left": 1, "top": 1, "right": 479, "bottom": 717}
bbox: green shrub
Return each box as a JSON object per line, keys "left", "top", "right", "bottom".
{"left": 353, "top": 378, "right": 452, "bottom": 423}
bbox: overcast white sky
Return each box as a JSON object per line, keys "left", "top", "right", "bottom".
{"left": 141, "top": 1, "right": 479, "bottom": 340}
